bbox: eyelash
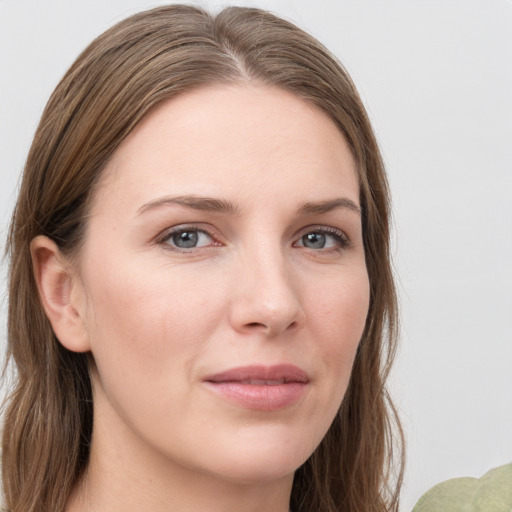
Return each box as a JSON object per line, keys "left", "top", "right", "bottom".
{"left": 156, "top": 224, "right": 351, "bottom": 253}
{"left": 293, "top": 225, "right": 351, "bottom": 252}
{"left": 157, "top": 225, "right": 220, "bottom": 253}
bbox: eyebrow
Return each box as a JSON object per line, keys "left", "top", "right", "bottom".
{"left": 137, "top": 194, "right": 360, "bottom": 217}
{"left": 297, "top": 198, "right": 361, "bottom": 216}
{"left": 137, "top": 195, "right": 240, "bottom": 215}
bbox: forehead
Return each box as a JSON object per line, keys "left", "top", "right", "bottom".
{"left": 92, "top": 84, "right": 359, "bottom": 215}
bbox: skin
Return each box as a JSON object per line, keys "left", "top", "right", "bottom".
{"left": 33, "top": 84, "right": 370, "bottom": 512}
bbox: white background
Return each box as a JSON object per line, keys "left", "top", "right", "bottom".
{"left": 1, "top": 1, "right": 511, "bottom": 509}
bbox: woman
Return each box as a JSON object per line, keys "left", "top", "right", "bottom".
{"left": 2, "top": 5, "right": 403, "bottom": 512}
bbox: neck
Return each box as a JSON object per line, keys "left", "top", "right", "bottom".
{"left": 68, "top": 467, "right": 293, "bottom": 512}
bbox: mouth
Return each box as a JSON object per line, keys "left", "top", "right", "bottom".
{"left": 203, "top": 364, "right": 310, "bottom": 411}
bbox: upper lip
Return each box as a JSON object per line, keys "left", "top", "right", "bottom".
{"left": 204, "top": 364, "right": 310, "bottom": 384}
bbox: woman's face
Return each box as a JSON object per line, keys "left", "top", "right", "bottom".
{"left": 74, "top": 85, "right": 369, "bottom": 484}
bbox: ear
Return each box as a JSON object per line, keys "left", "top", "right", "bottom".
{"left": 30, "top": 235, "right": 91, "bottom": 353}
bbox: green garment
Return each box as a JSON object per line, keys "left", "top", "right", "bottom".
{"left": 412, "top": 463, "right": 512, "bottom": 512}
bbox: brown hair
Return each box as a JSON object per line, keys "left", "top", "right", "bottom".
{"left": 2, "top": 5, "right": 403, "bottom": 512}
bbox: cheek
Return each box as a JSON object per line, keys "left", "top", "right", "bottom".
{"left": 309, "top": 268, "right": 370, "bottom": 380}
{"left": 81, "top": 258, "right": 228, "bottom": 381}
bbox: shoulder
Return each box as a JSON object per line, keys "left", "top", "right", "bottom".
{"left": 412, "top": 463, "right": 512, "bottom": 512}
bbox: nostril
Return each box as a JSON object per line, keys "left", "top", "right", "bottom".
{"left": 286, "top": 321, "right": 298, "bottom": 332}
{"left": 244, "top": 320, "right": 298, "bottom": 332}
{"left": 246, "top": 322, "right": 265, "bottom": 329}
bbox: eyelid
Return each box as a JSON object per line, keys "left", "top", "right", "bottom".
{"left": 156, "top": 224, "right": 222, "bottom": 252}
{"left": 293, "top": 225, "right": 351, "bottom": 249}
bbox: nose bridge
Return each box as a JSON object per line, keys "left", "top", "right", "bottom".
{"left": 230, "top": 235, "right": 304, "bottom": 336}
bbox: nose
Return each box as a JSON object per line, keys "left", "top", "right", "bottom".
{"left": 229, "top": 246, "right": 305, "bottom": 338}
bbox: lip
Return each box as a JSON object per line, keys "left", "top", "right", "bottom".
{"left": 203, "top": 364, "right": 310, "bottom": 411}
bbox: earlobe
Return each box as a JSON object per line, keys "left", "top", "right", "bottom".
{"left": 30, "top": 235, "right": 91, "bottom": 353}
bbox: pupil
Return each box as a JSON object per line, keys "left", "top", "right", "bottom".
{"left": 173, "top": 231, "right": 198, "bottom": 248}
{"left": 303, "top": 232, "right": 325, "bottom": 249}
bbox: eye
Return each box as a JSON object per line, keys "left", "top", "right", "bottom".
{"left": 294, "top": 227, "right": 350, "bottom": 251}
{"left": 159, "top": 227, "right": 217, "bottom": 251}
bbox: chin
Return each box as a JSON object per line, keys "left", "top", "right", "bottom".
{"left": 198, "top": 428, "right": 318, "bottom": 485}
{"left": 213, "top": 457, "right": 301, "bottom": 486}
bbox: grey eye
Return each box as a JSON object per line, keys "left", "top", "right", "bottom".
{"left": 295, "top": 228, "right": 349, "bottom": 250}
{"left": 172, "top": 230, "right": 199, "bottom": 248}
{"left": 163, "top": 229, "right": 214, "bottom": 250}
{"left": 301, "top": 232, "right": 326, "bottom": 249}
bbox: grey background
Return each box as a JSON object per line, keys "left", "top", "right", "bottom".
{"left": 1, "top": 1, "right": 511, "bottom": 508}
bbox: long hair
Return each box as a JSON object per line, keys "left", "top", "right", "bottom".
{"left": 2, "top": 5, "right": 403, "bottom": 512}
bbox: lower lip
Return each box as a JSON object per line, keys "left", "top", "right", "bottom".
{"left": 204, "top": 382, "right": 308, "bottom": 411}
